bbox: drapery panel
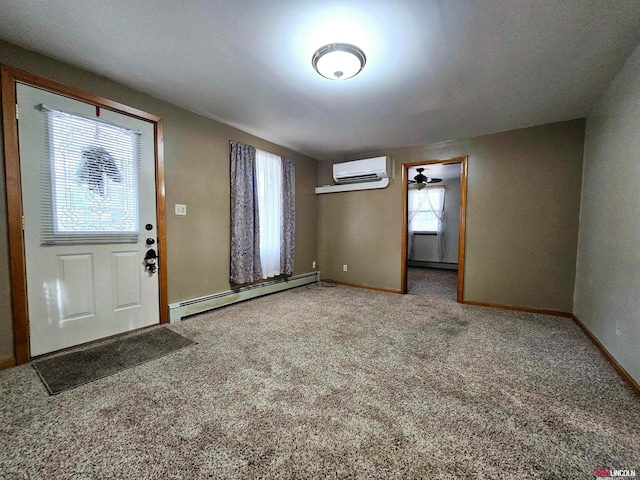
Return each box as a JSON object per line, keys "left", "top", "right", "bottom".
{"left": 407, "top": 189, "right": 421, "bottom": 259}
{"left": 230, "top": 141, "right": 262, "bottom": 283}
{"left": 280, "top": 158, "right": 295, "bottom": 275}
{"left": 425, "top": 186, "right": 446, "bottom": 262}
{"left": 230, "top": 142, "right": 295, "bottom": 283}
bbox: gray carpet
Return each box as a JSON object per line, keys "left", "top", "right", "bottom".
{"left": 33, "top": 327, "right": 196, "bottom": 394}
{"left": 0, "top": 267, "right": 638, "bottom": 479}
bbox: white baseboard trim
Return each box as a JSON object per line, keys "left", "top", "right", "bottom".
{"left": 169, "top": 271, "right": 320, "bottom": 323}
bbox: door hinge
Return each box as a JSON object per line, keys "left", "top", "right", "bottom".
{"left": 22, "top": 215, "right": 25, "bottom": 230}
{"left": 16, "top": 104, "right": 19, "bottom": 120}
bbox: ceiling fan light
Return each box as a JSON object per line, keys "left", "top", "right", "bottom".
{"left": 312, "top": 43, "right": 366, "bottom": 80}
{"left": 415, "top": 182, "right": 426, "bottom": 190}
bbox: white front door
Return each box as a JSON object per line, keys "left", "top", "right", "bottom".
{"left": 17, "top": 83, "right": 160, "bottom": 356}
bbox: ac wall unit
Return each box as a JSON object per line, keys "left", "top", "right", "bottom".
{"left": 334, "top": 156, "right": 391, "bottom": 183}
{"left": 315, "top": 156, "right": 392, "bottom": 194}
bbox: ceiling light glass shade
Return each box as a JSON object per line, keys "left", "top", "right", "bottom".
{"left": 312, "top": 43, "right": 366, "bottom": 80}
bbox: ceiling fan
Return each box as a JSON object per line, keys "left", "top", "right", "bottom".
{"left": 408, "top": 168, "right": 442, "bottom": 189}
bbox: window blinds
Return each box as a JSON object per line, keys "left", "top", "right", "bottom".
{"left": 39, "top": 104, "right": 141, "bottom": 245}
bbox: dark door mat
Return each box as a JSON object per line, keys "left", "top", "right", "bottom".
{"left": 32, "top": 328, "right": 196, "bottom": 395}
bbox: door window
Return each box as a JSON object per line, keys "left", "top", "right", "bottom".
{"left": 41, "top": 105, "right": 140, "bottom": 244}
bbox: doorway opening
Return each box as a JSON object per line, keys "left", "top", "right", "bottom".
{"left": 401, "top": 157, "right": 468, "bottom": 301}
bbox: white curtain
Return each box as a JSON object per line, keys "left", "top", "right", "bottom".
{"left": 407, "top": 188, "right": 424, "bottom": 259}
{"left": 407, "top": 186, "right": 446, "bottom": 261}
{"left": 426, "top": 186, "right": 446, "bottom": 261}
{"left": 256, "top": 149, "right": 282, "bottom": 278}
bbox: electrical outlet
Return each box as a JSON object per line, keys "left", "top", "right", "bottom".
{"left": 343, "top": 264, "right": 348, "bottom": 272}
{"left": 312, "top": 261, "right": 317, "bottom": 269}
{"left": 175, "top": 204, "right": 187, "bottom": 216}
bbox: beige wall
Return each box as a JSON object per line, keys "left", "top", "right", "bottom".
{"left": 318, "top": 120, "right": 584, "bottom": 311}
{"left": 0, "top": 41, "right": 317, "bottom": 361}
{"left": 575, "top": 42, "right": 640, "bottom": 383}
{"left": 465, "top": 122, "right": 584, "bottom": 310}
{"left": 317, "top": 162, "right": 403, "bottom": 291}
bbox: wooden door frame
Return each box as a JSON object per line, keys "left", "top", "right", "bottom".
{"left": 401, "top": 157, "right": 468, "bottom": 301}
{"left": 1, "top": 65, "right": 168, "bottom": 365}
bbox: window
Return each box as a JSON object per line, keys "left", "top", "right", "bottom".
{"left": 408, "top": 186, "right": 445, "bottom": 233}
{"left": 255, "top": 149, "right": 283, "bottom": 278}
{"left": 229, "top": 141, "right": 295, "bottom": 284}
{"left": 42, "top": 105, "right": 140, "bottom": 244}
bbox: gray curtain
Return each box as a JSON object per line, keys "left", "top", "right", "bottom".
{"left": 230, "top": 141, "right": 262, "bottom": 283}
{"left": 280, "top": 158, "right": 295, "bottom": 275}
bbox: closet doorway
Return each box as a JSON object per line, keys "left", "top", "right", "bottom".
{"left": 401, "top": 157, "right": 468, "bottom": 301}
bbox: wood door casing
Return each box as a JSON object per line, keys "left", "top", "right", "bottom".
{"left": 1, "top": 65, "right": 168, "bottom": 364}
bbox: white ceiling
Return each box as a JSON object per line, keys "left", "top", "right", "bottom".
{"left": 409, "top": 163, "right": 461, "bottom": 181}
{"left": 1, "top": 1, "right": 639, "bottom": 160}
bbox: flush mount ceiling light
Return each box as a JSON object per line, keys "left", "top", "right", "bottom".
{"left": 312, "top": 43, "right": 366, "bottom": 80}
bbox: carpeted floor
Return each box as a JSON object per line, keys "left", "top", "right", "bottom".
{"left": 0, "top": 268, "right": 638, "bottom": 479}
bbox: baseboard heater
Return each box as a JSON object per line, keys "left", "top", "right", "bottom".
{"left": 169, "top": 271, "right": 320, "bottom": 323}
{"left": 407, "top": 260, "right": 458, "bottom": 270}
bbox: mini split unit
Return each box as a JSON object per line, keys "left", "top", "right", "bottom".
{"left": 315, "top": 156, "right": 392, "bottom": 194}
